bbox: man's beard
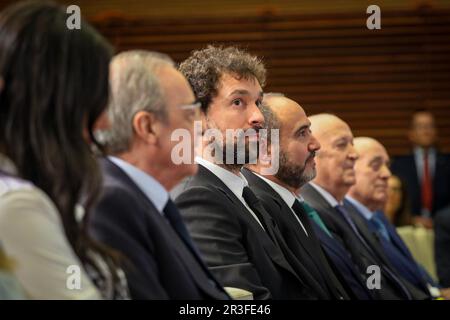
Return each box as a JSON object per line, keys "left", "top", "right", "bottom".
{"left": 205, "top": 118, "right": 261, "bottom": 172}
{"left": 275, "top": 150, "right": 316, "bottom": 189}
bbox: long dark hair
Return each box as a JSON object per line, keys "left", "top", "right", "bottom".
{"left": 392, "top": 176, "right": 413, "bottom": 227}
{"left": 0, "top": 1, "right": 119, "bottom": 282}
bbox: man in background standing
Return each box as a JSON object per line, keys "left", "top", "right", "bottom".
{"left": 391, "top": 110, "right": 450, "bottom": 228}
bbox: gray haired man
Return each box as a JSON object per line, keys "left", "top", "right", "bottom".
{"left": 90, "top": 50, "right": 229, "bottom": 300}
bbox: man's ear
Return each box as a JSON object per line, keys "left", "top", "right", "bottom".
{"left": 133, "top": 111, "right": 162, "bottom": 145}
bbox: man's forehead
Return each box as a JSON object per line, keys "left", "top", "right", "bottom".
{"left": 323, "top": 126, "right": 353, "bottom": 142}
{"left": 412, "top": 112, "right": 435, "bottom": 125}
{"left": 311, "top": 115, "right": 349, "bottom": 135}
{"left": 218, "top": 73, "right": 262, "bottom": 94}
{"left": 265, "top": 96, "right": 304, "bottom": 117}
{"left": 291, "top": 111, "right": 309, "bottom": 129}
{"left": 358, "top": 143, "right": 389, "bottom": 162}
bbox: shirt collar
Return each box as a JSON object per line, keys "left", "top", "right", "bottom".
{"left": 413, "top": 146, "right": 436, "bottom": 156}
{"left": 309, "top": 182, "right": 341, "bottom": 207}
{"left": 345, "top": 196, "right": 373, "bottom": 220}
{"left": 254, "top": 172, "right": 297, "bottom": 208}
{"left": 109, "top": 156, "right": 169, "bottom": 213}
{"left": 195, "top": 156, "right": 248, "bottom": 199}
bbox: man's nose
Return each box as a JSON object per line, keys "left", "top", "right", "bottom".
{"left": 248, "top": 102, "right": 264, "bottom": 127}
{"left": 348, "top": 143, "right": 359, "bottom": 161}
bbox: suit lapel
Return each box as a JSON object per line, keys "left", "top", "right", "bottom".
{"left": 242, "top": 170, "right": 351, "bottom": 299}
{"left": 102, "top": 158, "right": 227, "bottom": 299}
{"left": 242, "top": 169, "right": 319, "bottom": 260}
{"left": 197, "top": 165, "right": 306, "bottom": 285}
{"left": 164, "top": 222, "right": 228, "bottom": 299}
{"left": 344, "top": 202, "right": 392, "bottom": 266}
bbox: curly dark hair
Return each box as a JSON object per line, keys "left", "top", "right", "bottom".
{"left": 179, "top": 45, "right": 266, "bottom": 112}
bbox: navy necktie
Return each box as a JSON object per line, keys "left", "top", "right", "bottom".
{"left": 163, "top": 199, "right": 198, "bottom": 253}
{"left": 371, "top": 213, "right": 391, "bottom": 242}
{"left": 163, "top": 199, "right": 228, "bottom": 295}
{"left": 335, "top": 204, "right": 412, "bottom": 299}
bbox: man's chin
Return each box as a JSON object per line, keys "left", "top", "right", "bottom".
{"left": 302, "top": 168, "right": 317, "bottom": 183}
{"left": 343, "top": 176, "right": 357, "bottom": 186}
{"left": 374, "top": 193, "right": 388, "bottom": 204}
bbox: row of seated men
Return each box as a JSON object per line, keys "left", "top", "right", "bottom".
{"left": 88, "top": 46, "right": 449, "bottom": 300}
{"left": 0, "top": 1, "right": 448, "bottom": 299}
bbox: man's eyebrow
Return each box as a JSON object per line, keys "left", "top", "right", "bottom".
{"left": 228, "top": 90, "right": 264, "bottom": 98}
{"left": 294, "top": 123, "right": 310, "bottom": 135}
{"left": 369, "top": 156, "right": 384, "bottom": 165}
{"left": 228, "top": 89, "right": 250, "bottom": 96}
{"left": 333, "top": 137, "right": 348, "bottom": 144}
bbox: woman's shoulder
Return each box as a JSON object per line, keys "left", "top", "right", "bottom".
{"left": 0, "top": 173, "right": 33, "bottom": 195}
{"left": 0, "top": 174, "right": 59, "bottom": 223}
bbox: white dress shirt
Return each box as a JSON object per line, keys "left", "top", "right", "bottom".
{"left": 345, "top": 196, "right": 373, "bottom": 220}
{"left": 195, "top": 157, "right": 265, "bottom": 230}
{"left": 413, "top": 147, "right": 436, "bottom": 182}
{"left": 254, "top": 173, "right": 309, "bottom": 236}
{"left": 308, "top": 182, "right": 342, "bottom": 207}
{"left": 109, "top": 156, "right": 169, "bottom": 214}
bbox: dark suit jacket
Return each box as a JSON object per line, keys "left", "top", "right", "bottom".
{"left": 89, "top": 158, "right": 229, "bottom": 300}
{"left": 391, "top": 151, "right": 450, "bottom": 216}
{"left": 435, "top": 206, "right": 450, "bottom": 287}
{"left": 343, "top": 199, "right": 430, "bottom": 299}
{"left": 301, "top": 183, "right": 425, "bottom": 300}
{"left": 173, "top": 164, "right": 322, "bottom": 300}
{"left": 311, "top": 222, "right": 374, "bottom": 299}
{"left": 242, "top": 168, "right": 367, "bottom": 299}
{"left": 344, "top": 200, "right": 432, "bottom": 297}
{"left": 374, "top": 211, "right": 436, "bottom": 287}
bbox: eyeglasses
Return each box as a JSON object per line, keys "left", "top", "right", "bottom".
{"left": 178, "top": 101, "right": 202, "bottom": 121}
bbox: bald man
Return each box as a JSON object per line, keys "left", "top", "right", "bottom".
{"left": 243, "top": 94, "right": 373, "bottom": 299}
{"left": 301, "top": 114, "right": 422, "bottom": 299}
{"left": 344, "top": 137, "right": 439, "bottom": 299}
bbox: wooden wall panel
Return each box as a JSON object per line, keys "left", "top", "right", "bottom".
{"left": 0, "top": 1, "right": 449, "bottom": 156}
{"left": 92, "top": 10, "right": 450, "bottom": 156}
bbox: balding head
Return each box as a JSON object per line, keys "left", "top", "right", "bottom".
{"left": 354, "top": 137, "right": 385, "bottom": 154}
{"left": 262, "top": 94, "right": 300, "bottom": 128}
{"left": 348, "top": 137, "right": 391, "bottom": 211}
{"left": 252, "top": 94, "right": 320, "bottom": 191}
{"left": 307, "top": 113, "right": 358, "bottom": 201}
{"left": 309, "top": 114, "right": 351, "bottom": 142}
